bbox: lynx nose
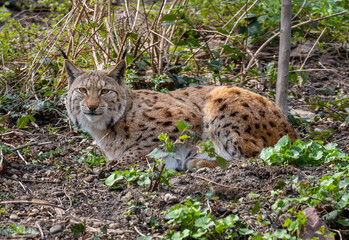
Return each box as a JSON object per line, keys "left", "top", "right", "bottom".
{"left": 88, "top": 105, "right": 98, "bottom": 111}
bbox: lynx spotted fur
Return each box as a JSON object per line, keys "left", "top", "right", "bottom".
{"left": 65, "top": 60, "right": 298, "bottom": 170}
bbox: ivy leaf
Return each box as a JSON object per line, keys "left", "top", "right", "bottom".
{"left": 216, "top": 156, "right": 228, "bottom": 170}
{"left": 194, "top": 216, "right": 215, "bottom": 229}
{"left": 104, "top": 173, "right": 123, "bottom": 186}
{"left": 251, "top": 202, "right": 261, "bottom": 214}
{"left": 147, "top": 148, "right": 169, "bottom": 160}
{"left": 274, "top": 135, "right": 291, "bottom": 150}
{"left": 337, "top": 218, "right": 349, "bottom": 226}
{"left": 177, "top": 121, "right": 191, "bottom": 132}
{"left": 259, "top": 147, "right": 274, "bottom": 160}
{"left": 338, "top": 193, "right": 349, "bottom": 209}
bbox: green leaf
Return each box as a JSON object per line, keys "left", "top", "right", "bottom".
{"left": 274, "top": 135, "right": 291, "bottom": 150}
{"left": 288, "top": 220, "right": 299, "bottom": 233}
{"left": 282, "top": 218, "right": 292, "bottom": 227}
{"left": 27, "top": 115, "right": 36, "bottom": 122}
{"left": 147, "top": 148, "right": 169, "bottom": 160}
{"left": 137, "top": 237, "right": 153, "bottom": 240}
{"left": 216, "top": 156, "right": 228, "bottom": 170}
{"left": 339, "top": 178, "right": 349, "bottom": 188}
{"left": 323, "top": 210, "right": 338, "bottom": 222}
{"left": 259, "top": 147, "right": 274, "bottom": 160}
{"left": 194, "top": 216, "right": 215, "bottom": 229}
{"left": 104, "top": 173, "right": 123, "bottom": 186}
{"left": 39, "top": 57, "right": 51, "bottom": 66}
{"left": 161, "top": 14, "right": 177, "bottom": 22}
{"left": 165, "top": 208, "right": 183, "bottom": 220}
{"left": 337, "top": 218, "right": 349, "bottom": 226}
{"left": 251, "top": 202, "right": 261, "bottom": 214}
{"left": 248, "top": 193, "right": 261, "bottom": 198}
{"left": 177, "top": 121, "right": 192, "bottom": 132}
{"left": 69, "top": 223, "right": 86, "bottom": 238}
{"left": 239, "top": 228, "right": 254, "bottom": 235}
{"left": 171, "top": 229, "right": 190, "bottom": 240}
{"left": 309, "top": 149, "right": 323, "bottom": 161}
{"left": 272, "top": 229, "right": 289, "bottom": 238}
{"left": 17, "top": 116, "right": 29, "bottom": 129}
{"left": 338, "top": 193, "right": 349, "bottom": 209}
{"left": 297, "top": 71, "right": 308, "bottom": 86}
{"left": 125, "top": 54, "right": 134, "bottom": 65}
{"left": 223, "top": 214, "right": 239, "bottom": 225}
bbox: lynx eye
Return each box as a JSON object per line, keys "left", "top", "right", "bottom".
{"left": 78, "top": 88, "right": 87, "bottom": 94}
{"left": 101, "top": 89, "right": 110, "bottom": 95}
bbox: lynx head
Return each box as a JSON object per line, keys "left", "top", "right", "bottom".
{"left": 65, "top": 60, "right": 127, "bottom": 132}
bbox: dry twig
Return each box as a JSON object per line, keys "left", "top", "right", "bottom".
{"left": 1, "top": 199, "right": 65, "bottom": 210}
{"left": 245, "top": 10, "right": 348, "bottom": 72}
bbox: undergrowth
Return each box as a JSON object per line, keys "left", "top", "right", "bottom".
{"left": 1, "top": 0, "right": 348, "bottom": 239}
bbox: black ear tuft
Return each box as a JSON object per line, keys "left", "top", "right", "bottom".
{"left": 59, "top": 49, "right": 69, "bottom": 60}
{"left": 107, "top": 60, "right": 126, "bottom": 84}
{"left": 121, "top": 50, "right": 127, "bottom": 59}
{"left": 64, "top": 60, "right": 83, "bottom": 86}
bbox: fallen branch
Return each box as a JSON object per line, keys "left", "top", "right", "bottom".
{"left": 10, "top": 141, "right": 52, "bottom": 151}
{"left": 1, "top": 233, "right": 40, "bottom": 239}
{"left": 193, "top": 175, "right": 271, "bottom": 192}
{"left": 0, "top": 199, "right": 65, "bottom": 210}
{"left": 245, "top": 10, "right": 348, "bottom": 72}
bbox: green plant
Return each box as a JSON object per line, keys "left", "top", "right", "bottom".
{"left": 77, "top": 149, "right": 108, "bottom": 167}
{"left": 69, "top": 222, "right": 86, "bottom": 238}
{"left": 0, "top": 223, "right": 38, "bottom": 236}
{"left": 165, "top": 196, "right": 251, "bottom": 239}
{"left": 259, "top": 135, "right": 349, "bottom": 168}
{"left": 269, "top": 174, "right": 348, "bottom": 237}
{"left": 35, "top": 146, "right": 63, "bottom": 164}
{"left": 104, "top": 166, "right": 151, "bottom": 189}
{"left": 309, "top": 95, "right": 349, "bottom": 123}
{"left": 91, "top": 226, "right": 108, "bottom": 240}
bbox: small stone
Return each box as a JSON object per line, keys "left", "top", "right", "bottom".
{"left": 19, "top": 195, "right": 31, "bottom": 200}
{"left": 109, "top": 223, "right": 120, "bottom": 229}
{"left": 11, "top": 174, "right": 18, "bottom": 179}
{"left": 16, "top": 212, "right": 27, "bottom": 217}
{"left": 28, "top": 208, "right": 39, "bottom": 216}
{"left": 164, "top": 193, "right": 178, "bottom": 203}
{"left": 92, "top": 221, "right": 103, "bottom": 227}
{"left": 45, "top": 170, "right": 55, "bottom": 177}
{"left": 9, "top": 213, "right": 19, "bottom": 220}
{"left": 83, "top": 175, "right": 94, "bottom": 182}
{"left": 36, "top": 220, "right": 45, "bottom": 227}
{"left": 196, "top": 167, "right": 208, "bottom": 173}
{"left": 300, "top": 207, "right": 335, "bottom": 240}
{"left": 218, "top": 207, "right": 227, "bottom": 214}
{"left": 122, "top": 192, "right": 132, "bottom": 202}
{"left": 22, "top": 173, "right": 29, "bottom": 180}
{"left": 53, "top": 191, "right": 64, "bottom": 197}
{"left": 50, "top": 225, "right": 63, "bottom": 234}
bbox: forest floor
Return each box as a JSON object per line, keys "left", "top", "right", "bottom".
{"left": 1, "top": 45, "right": 348, "bottom": 240}
{"left": 1, "top": 6, "right": 349, "bottom": 240}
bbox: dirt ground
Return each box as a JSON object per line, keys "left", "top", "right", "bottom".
{"left": 0, "top": 45, "right": 348, "bottom": 239}
{"left": 1, "top": 5, "right": 349, "bottom": 239}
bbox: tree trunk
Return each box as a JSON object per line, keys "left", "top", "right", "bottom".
{"left": 276, "top": 0, "right": 292, "bottom": 114}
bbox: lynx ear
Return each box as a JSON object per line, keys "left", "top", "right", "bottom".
{"left": 107, "top": 60, "right": 126, "bottom": 84}
{"left": 64, "top": 60, "right": 83, "bottom": 86}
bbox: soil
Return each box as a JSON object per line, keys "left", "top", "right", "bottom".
{"left": 1, "top": 6, "right": 349, "bottom": 240}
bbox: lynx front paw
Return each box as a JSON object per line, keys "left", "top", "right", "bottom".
{"left": 188, "top": 159, "right": 219, "bottom": 169}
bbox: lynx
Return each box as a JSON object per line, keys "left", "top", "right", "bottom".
{"left": 65, "top": 59, "right": 298, "bottom": 170}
